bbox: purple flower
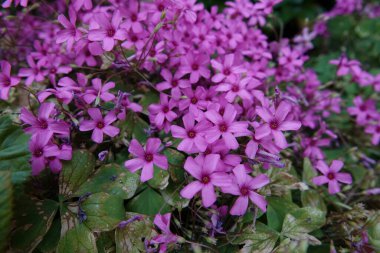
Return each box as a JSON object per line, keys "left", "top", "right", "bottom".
{"left": 56, "top": 7, "right": 82, "bottom": 51}
{"left": 29, "top": 132, "right": 60, "bottom": 176}
{"left": 0, "top": 60, "right": 20, "bottom": 100}
{"left": 88, "top": 11, "right": 127, "bottom": 51}
{"left": 151, "top": 213, "right": 178, "bottom": 253}
{"left": 148, "top": 94, "right": 177, "bottom": 129}
{"left": 18, "top": 56, "right": 47, "bottom": 86}
{"left": 330, "top": 56, "right": 361, "bottom": 76}
{"left": 156, "top": 69, "right": 190, "bottom": 99}
{"left": 347, "top": 96, "right": 377, "bottom": 126}
{"left": 205, "top": 104, "right": 249, "bottom": 150}
{"left": 211, "top": 54, "right": 244, "bottom": 83}
{"left": 2, "top": 0, "right": 27, "bottom": 8}
{"left": 365, "top": 121, "right": 380, "bottom": 146}
{"left": 178, "top": 53, "right": 210, "bottom": 84}
{"left": 255, "top": 101, "right": 301, "bottom": 148}
{"left": 312, "top": 160, "right": 352, "bottom": 194}
{"left": 46, "top": 144, "right": 72, "bottom": 174}
{"left": 79, "top": 108, "right": 120, "bottom": 143}
{"left": 83, "top": 78, "right": 115, "bottom": 104}
{"left": 171, "top": 113, "right": 211, "bottom": 153}
{"left": 216, "top": 75, "right": 254, "bottom": 103}
{"left": 180, "top": 154, "right": 231, "bottom": 207}
{"left": 124, "top": 138, "right": 168, "bottom": 182}
{"left": 20, "top": 102, "right": 70, "bottom": 137}
{"left": 222, "top": 164, "right": 270, "bottom": 215}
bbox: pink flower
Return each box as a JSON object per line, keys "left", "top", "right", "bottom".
{"left": 211, "top": 54, "right": 244, "bottom": 83}
{"left": 216, "top": 75, "right": 254, "bottom": 102}
{"left": 222, "top": 164, "right": 270, "bottom": 215}
{"left": 29, "top": 132, "right": 60, "bottom": 176}
{"left": 124, "top": 138, "right": 168, "bottom": 182}
{"left": 18, "top": 56, "right": 47, "bottom": 86}
{"left": 79, "top": 108, "right": 120, "bottom": 143}
{"left": 56, "top": 7, "right": 82, "bottom": 51}
{"left": 88, "top": 11, "right": 127, "bottom": 51}
{"left": 205, "top": 104, "right": 249, "bottom": 150}
{"left": 72, "top": 0, "right": 92, "bottom": 11}
{"left": 365, "top": 121, "right": 380, "bottom": 145}
{"left": 347, "top": 96, "right": 377, "bottom": 126}
{"left": 20, "top": 102, "right": 70, "bottom": 137}
{"left": 120, "top": 0, "right": 146, "bottom": 33}
{"left": 2, "top": 0, "right": 27, "bottom": 8}
{"left": 255, "top": 101, "right": 301, "bottom": 148}
{"left": 83, "top": 78, "right": 115, "bottom": 104}
{"left": 151, "top": 213, "right": 178, "bottom": 253}
{"left": 312, "top": 160, "right": 352, "bottom": 194}
{"left": 46, "top": 144, "right": 72, "bottom": 174}
{"left": 156, "top": 69, "right": 190, "bottom": 99}
{"left": 171, "top": 113, "right": 212, "bottom": 153}
{"left": 0, "top": 60, "right": 20, "bottom": 100}
{"left": 148, "top": 94, "right": 177, "bottom": 128}
{"left": 180, "top": 154, "right": 231, "bottom": 207}
{"left": 178, "top": 53, "right": 210, "bottom": 84}
{"left": 329, "top": 56, "right": 361, "bottom": 76}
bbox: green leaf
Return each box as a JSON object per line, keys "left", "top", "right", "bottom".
{"left": 59, "top": 150, "right": 96, "bottom": 199}
{"left": 163, "top": 148, "right": 185, "bottom": 183}
{"left": 281, "top": 207, "right": 326, "bottom": 244}
{"left": 367, "top": 215, "right": 380, "bottom": 251}
{"left": 274, "top": 238, "right": 309, "bottom": 253}
{"left": 36, "top": 218, "right": 61, "bottom": 253}
{"left": 126, "top": 187, "right": 170, "bottom": 215}
{"left": 231, "top": 222, "right": 279, "bottom": 253}
{"left": 266, "top": 196, "right": 298, "bottom": 232}
{"left": 148, "top": 166, "right": 169, "bottom": 190}
{"left": 75, "top": 163, "right": 139, "bottom": 200}
{"left": 0, "top": 171, "right": 12, "bottom": 252}
{"left": 302, "top": 158, "right": 317, "bottom": 185}
{"left": 10, "top": 199, "right": 58, "bottom": 252}
{"left": 57, "top": 224, "right": 97, "bottom": 253}
{"left": 123, "top": 112, "right": 150, "bottom": 142}
{"left": 139, "top": 91, "right": 159, "bottom": 114}
{"left": 301, "top": 190, "right": 327, "bottom": 214}
{"left": 115, "top": 213, "right": 156, "bottom": 253}
{"left": 160, "top": 181, "right": 189, "bottom": 209}
{"left": 0, "top": 116, "right": 31, "bottom": 184}
{"left": 81, "top": 192, "right": 125, "bottom": 232}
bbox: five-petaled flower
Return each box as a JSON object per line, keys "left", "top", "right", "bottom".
{"left": 124, "top": 138, "right": 168, "bottom": 182}
{"left": 312, "top": 160, "right": 352, "bottom": 194}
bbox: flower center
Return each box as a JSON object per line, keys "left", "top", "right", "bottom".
{"left": 219, "top": 123, "right": 228, "bottom": 132}
{"left": 131, "top": 13, "right": 138, "bottom": 22}
{"left": 223, "top": 68, "right": 231, "bottom": 75}
{"left": 149, "top": 49, "right": 156, "bottom": 57}
{"left": 158, "top": 4, "right": 164, "bottom": 11}
{"left": 270, "top": 120, "right": 279, "bottom": 130}
{"left": 232, "top": 85, "right": 239, "bottom": 92}
{"left": 187, "top": 130, "right": 196, "bottom": 138}
{"left": 50, "top": 68, "right": 57, "bottom": 74}
{"left": 191, "top": 63, "right": 199, "bottom": 71}
{"left": 107, "top": 28, "right": 115, "bottom": 37}
{"left": 359, "top": 105, "right": 367, "bottom": 111}
{"left": 191, "top": 97, "right": 198, "bottom": 104}
{"left": 240, "top": 187, "right": 249, "bottom": 196}
{"left": 34, "top": 149, "right": 43, "bottom": 157}
{"left": 376, "top": 126, "right": 380, "bottom": 133}
{"left": 39, "top": 119, "right": 48, "bottom": 129}
{"left": 327, "top": 172, "right": 335, "bottom": 180}
{"left": 131, "top": 35, "right": 138, "bottom": 42}
{"left": 204, "top": 149, "right": 211, "bottom": 155}
{"left": 162, "top": 106, "right": 169, "bottom": 113}
{"left": 172, "top": 80, "right": 178, "bottom": 87}
{"left": 144, "top": 153, "right": 153, "bottom": 162}
{"left": 97, "top": 121, "right": 105, "bottom": 129}
{"left": 202, "top": 175, "right": 210, "bottom": 184}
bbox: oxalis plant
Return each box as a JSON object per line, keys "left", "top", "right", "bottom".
{"left": 0, "top": 0, "right": 379, "bottom": 252}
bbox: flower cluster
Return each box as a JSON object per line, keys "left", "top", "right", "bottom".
{"left": 2, "top": 0, "right": 380, "bottom": 251}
